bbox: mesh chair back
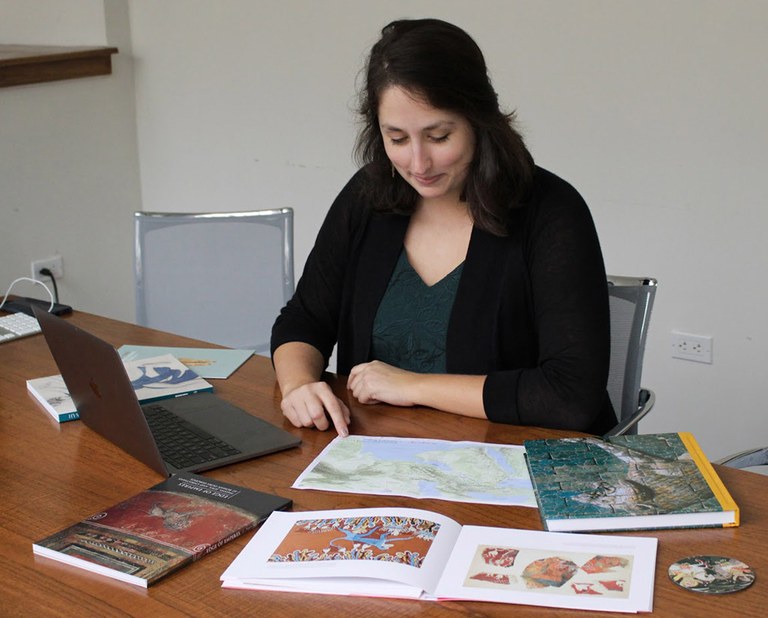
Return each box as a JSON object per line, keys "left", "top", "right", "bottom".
{"left": 134, "top": 209, "right": 293, "bottom": 354}
{"left": 606, "top": 276, "right": 657, "bottom": 435}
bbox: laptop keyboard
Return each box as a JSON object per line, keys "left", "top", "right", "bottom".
{"left": 143, "top": 404, "right": 242, "bottom": 470}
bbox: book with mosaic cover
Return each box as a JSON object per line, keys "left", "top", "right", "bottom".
{"left": 220, "top": 507, "right": 657, "bottom": 613}
{"left": 524, "top": 432, "right": 739, "bottom": 532}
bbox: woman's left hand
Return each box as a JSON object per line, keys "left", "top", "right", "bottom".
{"left": 347, "top": 360, "right": 418, "bottom": 407}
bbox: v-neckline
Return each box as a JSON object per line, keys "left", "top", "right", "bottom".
{"left": 401, "top": 250, "right": 464, "bottom": 289}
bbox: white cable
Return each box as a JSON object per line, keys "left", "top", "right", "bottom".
{"left": 0, "top": 277, "right": 55, "bottom": 312}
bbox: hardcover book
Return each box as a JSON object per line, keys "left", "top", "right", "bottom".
{"left": 33, "top": 472, "right": 292, "bottom": 587}
{"left": 524, "top": 432, "right": 739, "bottom": 532}
{"left": 220, "top": 507, "right": 657, "bottom": 613}
{"left": 27, "top": 353, "right": 214, "bottom": 422}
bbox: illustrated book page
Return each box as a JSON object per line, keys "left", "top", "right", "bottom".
{"left": 434, "top": 525, "right": 656, "bottom": 613}
{"left": 220, "top": 507, "right": 657, "bottom": 613}
{"left": 221, "top": 507, "right": 462, "bottom": 599}
{"left": 293, "top": 435, "right": 536, "bottom": 507}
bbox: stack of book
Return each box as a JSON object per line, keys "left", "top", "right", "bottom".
{"left": 27, "top": 354, "right": 213, "bottom": 423}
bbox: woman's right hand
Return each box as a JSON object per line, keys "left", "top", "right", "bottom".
{"left": 280, "top": 381, "right": 351, "bottom": 437}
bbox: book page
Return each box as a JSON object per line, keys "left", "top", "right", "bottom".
{"left": 221, "top": 507, "right": 462, "bottom": 597}
{"left": 293, "top": 436, "right": 536, "bottom": 507}
{"left": 434, "top": 526, "right": 656, "bottom": 613}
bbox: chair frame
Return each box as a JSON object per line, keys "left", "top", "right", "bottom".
{"left": 604, "top": 275, "right": 658, "bottom": 437}
{"left": 716, "top": 447, "right": 768, "bottom": 469}
{"left": 134, "top": 208, "right": 293, "bottom": 352}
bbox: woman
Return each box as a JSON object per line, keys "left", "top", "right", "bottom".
{"left": 271, "top": 18, "right": 615, "bottom": 437}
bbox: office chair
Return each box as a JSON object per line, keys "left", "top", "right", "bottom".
{"left": 716, "top": 447, "right": 768, "bottom": 475}
{"left": 603, "top": 275, "right": 658, "bottom": 437}
{"left": 134, "top": 209, "right": 294, "bottom": 355}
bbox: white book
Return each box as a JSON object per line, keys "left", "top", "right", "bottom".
{"left": 221, "top": 507, "right": 657, "bottom": 613}
{"left": 27, "top": 354, "right": 214, "bottom": 423}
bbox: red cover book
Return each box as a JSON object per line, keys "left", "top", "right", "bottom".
{"left": 33, "top": 472, "right": 291, "bottom": 587}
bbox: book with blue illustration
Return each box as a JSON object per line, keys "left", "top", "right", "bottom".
{"left": 27, "top": 353, "right": 213, "bottom": 422}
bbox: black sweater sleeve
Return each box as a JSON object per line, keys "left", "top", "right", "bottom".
{"left": 270, "top": 173, "right": 365, "bottom": 364}
{"left": 483, "top": 171, "right": 613, "bottom": 433}
{"left": 272, "top": 168, "right": 614, "bottom": 434}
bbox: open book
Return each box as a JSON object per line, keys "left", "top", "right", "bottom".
{"left": 221, "top": 507, "right": 657, "bottom": 613}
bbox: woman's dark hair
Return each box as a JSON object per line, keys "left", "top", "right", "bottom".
{"left": 355, "top": 18, "right": 535, "bottom": 236}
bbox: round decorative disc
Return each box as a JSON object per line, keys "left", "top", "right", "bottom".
{"left": 668, "top": 555, "right": 755, "bottom": 594}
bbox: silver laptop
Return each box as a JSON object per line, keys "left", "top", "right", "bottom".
{"left": 33, "top": 307, "right": 300, "bottom": 477}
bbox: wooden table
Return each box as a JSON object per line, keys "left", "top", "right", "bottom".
{"left": 1, "top": 311, "right": 765, "bottom": 617}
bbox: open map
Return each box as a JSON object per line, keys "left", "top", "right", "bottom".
{"left": 293, "top": 435, "right": 536, "bottom": 507}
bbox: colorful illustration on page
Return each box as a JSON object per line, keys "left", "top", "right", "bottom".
{"left": 268, "top": 515, "right": 440, "bottom": 567}
{"left": 464, "top": 545, "right": 633, "bottom": 598}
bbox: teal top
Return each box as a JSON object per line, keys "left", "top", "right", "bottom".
{"left": 371, "top": 250, "right": 464, "bottom": 373}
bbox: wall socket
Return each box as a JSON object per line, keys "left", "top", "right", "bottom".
{"left": 671, "top": 331, "right": 713, "bottom": 364}
{"left": 31, "top": 255, "right": 64, "bottom": 280}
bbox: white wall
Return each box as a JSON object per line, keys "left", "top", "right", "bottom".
{"left": 3, "top": 1, "right": 767, "bottom": 460}
{"left": 0, "top": 0, "right": 141, "bottom": 322}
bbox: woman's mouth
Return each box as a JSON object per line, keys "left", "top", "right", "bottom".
{"left": 412, "top": 173, "right": 442, "bottom": 186}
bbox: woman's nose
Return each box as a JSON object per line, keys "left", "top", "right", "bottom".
{"left": 410, "top": 142, "right": 430, "bottom": 174}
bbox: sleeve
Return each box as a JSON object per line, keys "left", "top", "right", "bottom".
{"left": 270, "top": 171, "right": 367, "bottom": 365}
{"left": 483, "top": 172, "right": 613, "bottom": 432}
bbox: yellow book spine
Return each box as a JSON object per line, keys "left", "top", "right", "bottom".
{"left": 678, "top": 432, "right": 740, "bottom": 527}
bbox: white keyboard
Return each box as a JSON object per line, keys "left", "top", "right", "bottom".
{"left": 0, "top": 312, "right": 42, "bottom": 343}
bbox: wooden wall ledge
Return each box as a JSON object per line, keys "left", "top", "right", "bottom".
{"left": 0, "top": 45, "right": 118, "bottom": 88}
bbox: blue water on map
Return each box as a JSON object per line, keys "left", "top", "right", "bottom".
{"left": 360, "top": 438, "right": 530, "bottom": 489}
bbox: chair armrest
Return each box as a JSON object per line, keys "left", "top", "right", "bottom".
{"left": 603, "top": 388, "right": 655, "bottom": 438}
{"left": 716, "top": 447, "right": 768, "bottom": 469}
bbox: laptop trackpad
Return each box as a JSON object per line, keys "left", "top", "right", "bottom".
{"left": 159, "top": 392, "right": 299, "bottom": 450}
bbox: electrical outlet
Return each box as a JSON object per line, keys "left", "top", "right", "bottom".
{"left": 31, "top": 255, "right": 64, "bottom": 280}
{"left": 671, "top": 331, "right": 712, "bottom": 364}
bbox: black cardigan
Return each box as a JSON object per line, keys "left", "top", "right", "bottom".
{"left": 272, "top": 166, "right": 616, "bottom": 434}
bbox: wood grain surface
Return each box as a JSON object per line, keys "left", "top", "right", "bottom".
{"left": 1, "top": 311, "right": 765, "bottom": 617}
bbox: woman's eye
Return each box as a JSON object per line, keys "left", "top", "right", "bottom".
{"left": 387, "top": 134, "right": 448, "bottom": 145}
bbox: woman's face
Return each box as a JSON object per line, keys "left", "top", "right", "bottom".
{"left": 378, "top": 86, "right": 475, "bottom": 205}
